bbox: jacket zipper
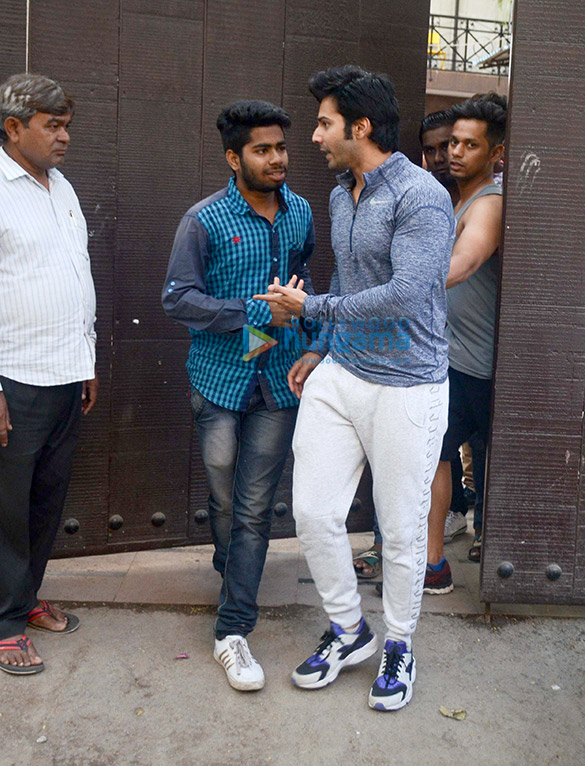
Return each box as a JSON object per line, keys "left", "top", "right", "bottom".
{"left": 344, "top": 180, "right": 368, "bottom": 254}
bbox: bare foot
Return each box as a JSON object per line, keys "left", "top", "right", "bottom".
{"left": 0, "top": 635, "right": 43, "bottom": 669}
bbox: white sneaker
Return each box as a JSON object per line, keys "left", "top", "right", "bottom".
{"left": 214, "top": 635, "right": 265, "bottom": 691}
{"left": 368, "top": 639, "right": 416, "bottom": 711}
{"left": 292, "top": 618, "right": 378, "bottom": 689}
{"left": 443, "top": 510, "right": 467, "bottom": 543}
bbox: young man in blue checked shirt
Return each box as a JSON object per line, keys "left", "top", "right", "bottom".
{"left": 256, "top": 67, "right": 455, "bottom": 710}
{"left": 162, "top": 101, "right": 316, "bottom": 691}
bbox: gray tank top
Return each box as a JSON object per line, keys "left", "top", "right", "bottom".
{"left": 446, "top": 184, "right": 502, "bottom": 379}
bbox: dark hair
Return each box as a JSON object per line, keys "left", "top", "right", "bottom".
{"left": 419, "top": 109, "right": 455, "bottom": 145}
{"left": 216, "top": 100, "right": 291, "bottom": 155}
{"left": 451, "top": 92, "right": 507, "bottom": 146}
{"left": 308, "top": 65, "right": 399, "bottom": 153}
{"left": 0, "top": 72, "right": 74, "bottom": 142}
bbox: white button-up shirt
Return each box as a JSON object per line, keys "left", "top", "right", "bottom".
{"left": 0, "top": 147, "right": 96, "bottom": 391}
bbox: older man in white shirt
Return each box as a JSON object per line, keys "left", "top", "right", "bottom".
{"left": 0, "top": 73, "right": 98, "bottom": 675}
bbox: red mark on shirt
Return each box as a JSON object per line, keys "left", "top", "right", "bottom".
{"left": 233, "top": 236, "right": 241, "bottom": 244}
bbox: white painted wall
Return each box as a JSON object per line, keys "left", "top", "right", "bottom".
{"left": 430, "top": 0, "right": 512, "bottom": 22}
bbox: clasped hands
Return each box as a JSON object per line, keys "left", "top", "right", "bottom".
{"left": 254, "top": 276, "right": 322, "bottom": 397}
{"left": 253, "top": 275, "right": 307, "bottom": 328}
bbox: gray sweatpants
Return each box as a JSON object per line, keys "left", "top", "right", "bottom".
{"left": 292, "top": 360, "right": 448, "bottom": 647}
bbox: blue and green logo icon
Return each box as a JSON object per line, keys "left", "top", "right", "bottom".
{"left": 242, "top": 325, "right": 278, "bottom": 361}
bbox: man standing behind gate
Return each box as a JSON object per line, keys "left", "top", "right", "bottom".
{"left": 256, "top": 66, "right": 454, "bottom": 710}
{"left": 424, "top": 94, "right": 507, "bottom": 590}
{"left": 162, "top": 101, "right": 316, "bottom": 691}
{"left": 0, "top": 74, "right": 98, "bottom": 675}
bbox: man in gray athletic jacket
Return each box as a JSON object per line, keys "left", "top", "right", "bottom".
{"left": 255, "top": 66, "right": 455, "bottom": 711}
{"left": 424, "top": 94, "right": 507, "bottom": 592}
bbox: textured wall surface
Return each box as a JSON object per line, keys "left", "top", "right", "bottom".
{"left": 481, "top": 0, "right": 585, "bottom": 603}
{"left": 0, "top": 0, "right": 430, "bottom": 555}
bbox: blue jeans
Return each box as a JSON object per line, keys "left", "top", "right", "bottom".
{"left": 191, "top": 386, "right": 297, "bottom": 639}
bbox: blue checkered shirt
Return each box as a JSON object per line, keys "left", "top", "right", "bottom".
{"left": 162, "top": 178, "right": 316, "bottom": 411}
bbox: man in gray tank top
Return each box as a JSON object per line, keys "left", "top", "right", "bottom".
{"left": 424, "top": 94, "right": 507, "bottom": 594}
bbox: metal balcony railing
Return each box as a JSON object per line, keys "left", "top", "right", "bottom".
{"left": 428, "top": 14, "right": 512, "bottom": 75}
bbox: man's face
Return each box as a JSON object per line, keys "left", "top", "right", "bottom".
{"left": 236, "top": 125, "right": 288, "bottom": 193}
{"left": 11, "top": 110, "right": 72, "bottom": 171}
{"left": 448, "top": 118, "right": 501, "bottom": 182}
{"left": 312, "top": 96, "right": 357, "bottom": 171}
{"left": 422, "top": 124, "right": 452, "bottom": 183}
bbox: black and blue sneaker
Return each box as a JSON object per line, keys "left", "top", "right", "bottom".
{"left": 368, "top": 639, "right": 416, "bottom": 711}
{"left": 292, "top": 617, "right": 378, "bottom": 689}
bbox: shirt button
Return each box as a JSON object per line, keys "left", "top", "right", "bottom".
{"left": 273, "top": 258, "right": 278, "bottom": 262}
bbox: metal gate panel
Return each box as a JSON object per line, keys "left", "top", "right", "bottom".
{"left": 109, "top": 1, "right": 205, "bottom": 548}
{"left": 198, "top": 0, "right": 286, "bottom": 201}
{"left": 186, "top": 0, "right": 288, "bottom": 539}
{"left": 0, "top": 0, "right": 26, "bottom": 78}
{"left": 26, "top": 0, "right": 120, "bottom": 553}
{"left": 1, "top": 1, "right": 431, "bottom": 555}
{"left": 357, "top": 0, "right": 431, "bottom": 166}
{"left": 482, "top": 0, "right": 585, "bottom": 604}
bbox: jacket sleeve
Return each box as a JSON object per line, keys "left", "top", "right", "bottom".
{"left": 301, "top": 204, "right": 454, "bottom": 326}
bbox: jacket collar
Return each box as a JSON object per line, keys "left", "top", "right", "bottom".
{"left": 336, "top": 151, "right": 406, "bottom": 193}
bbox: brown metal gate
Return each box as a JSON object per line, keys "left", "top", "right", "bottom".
{"left": 0, "top": 0, "right": 431, "bottom": 556}
{"left": 482, "top": 0, "right": 585, "bottom": 604}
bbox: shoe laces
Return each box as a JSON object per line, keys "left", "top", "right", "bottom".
{"left": 381, "top": 644, "right": 405, "bottom": 683}
{"left": 311, "top": 629, "right": 339, "bottom": 659}
{"left": 229, "top": 637, "right": 254, "bottom": 673}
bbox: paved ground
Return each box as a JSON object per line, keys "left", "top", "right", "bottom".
{"left": 2, "top": 529, "right": 584, "bottom": 766}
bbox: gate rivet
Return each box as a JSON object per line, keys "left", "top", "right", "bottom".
{"left": 350, "top": 498, "right": 362, "bottom": 512}
{"left": 273, "top": 502, "right": 288, "bottom": 517}
{"left": 64, "top": 518, "right": 80, "bottom": 535}
{"left": 151, "top": 512, "right": 166, "bottom": 528}
{"left": 546, "top": 564, "right": 562, "bottom": 581}
{"left": 497, "top": 561, "right": 514, "bottom": 578}
{"left": 108, "top": 515, "right": 124, "bottom": 531}
{"left": 194, "top": 509, "right": 209, "bottom": 524}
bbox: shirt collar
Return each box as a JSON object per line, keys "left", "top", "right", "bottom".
{"left": 0, "top": 146, "right": 28, "bottom": 180}
{"left": 226, "top": 175, "right": 291, "bottom": 216}
{"left": 0, "top": 146, "right": 63, "bottom": 184}
{"left": 336, "top": 151, "right": 406, "bottom": 192}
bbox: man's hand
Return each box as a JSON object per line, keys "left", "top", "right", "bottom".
{"left": 287, "top": 351, "right": 323, "bottom": 398}
{"left": 267, "top": 301, "right": 296, "bottom": 328}
{"left": 0, "top": 392, "right": 12, "bottom": 447}
{"left": 254, "top": 276, "right": 305, "bottom": 327}
{"left": 81, "top": 375, "right": 99, "bottom": 415}
{"left": 254, "top": 275, "right": 307, "bottom": 317}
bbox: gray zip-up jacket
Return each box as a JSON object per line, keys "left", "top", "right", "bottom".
{"left": 301, "top": 152, "right": 455, "bottom": 386}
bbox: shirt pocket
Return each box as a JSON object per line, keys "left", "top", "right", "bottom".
{"left": 287, "top": 247, "right": 304, "bottom": 277}
{"left": 67, "top": 213, "right": 89, "bottom": 259}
